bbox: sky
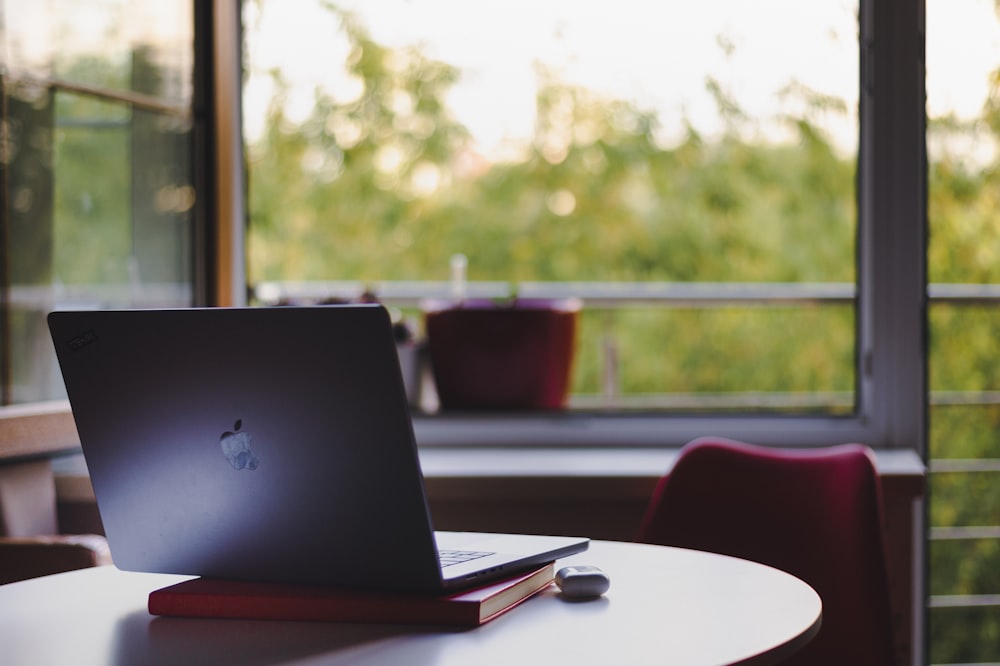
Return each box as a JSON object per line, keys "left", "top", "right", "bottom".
{"left": 4, "top": 0, "right": 997, "bottom": 152}
{"left": 2, "top": 1, "right": 194, "bottom": 103}
{"left": 243, "top": 0, "right": 1000, "bottom": 159}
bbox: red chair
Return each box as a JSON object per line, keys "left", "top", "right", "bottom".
{"left": 636, "top": 437, "right": 896, "bottom": 666}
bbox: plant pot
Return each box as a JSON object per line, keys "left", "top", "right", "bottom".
{"left": 424, "top": 298, "right": 580, "bottom": 410}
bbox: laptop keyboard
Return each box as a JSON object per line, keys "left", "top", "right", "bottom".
{"left": 438, "top": 549, "right": 494, "bottom": 567}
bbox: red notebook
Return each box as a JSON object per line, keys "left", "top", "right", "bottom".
{"left": 148, "top": 562, "right": 555, "bottom": 627}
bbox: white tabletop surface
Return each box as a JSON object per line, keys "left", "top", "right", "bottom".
{"left": 0, "top": 540, "right": 820, "bottom": 666}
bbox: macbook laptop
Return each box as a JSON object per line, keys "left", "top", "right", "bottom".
{"left": 47, "top": 305, "right": 587, "bottom": 593}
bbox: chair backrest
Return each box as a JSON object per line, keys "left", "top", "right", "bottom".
{"left": 636, "top": 437, "right": 896, "bottom": 666}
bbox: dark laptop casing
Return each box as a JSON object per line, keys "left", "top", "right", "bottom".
{"left": 48, "top": 305, "right": 587, "bottom": 592}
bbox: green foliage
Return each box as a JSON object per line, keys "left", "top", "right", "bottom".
{"left": 50, "top": 51, "right": 192, "bottom": 289}
{"left": 52, "top": 60, "right": 133, "bottom": 285}
{"left": 248, "top": 8, "right": 855, "bottom": 288}
{"left": 930, "top": 605, "right": 1000, "bottom": 664}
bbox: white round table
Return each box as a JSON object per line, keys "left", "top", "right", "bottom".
{"left": 0, "top": 540, "right": 821, "bottom": 665}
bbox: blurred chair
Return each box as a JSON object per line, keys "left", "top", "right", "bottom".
{"left": 636, "top": 437, "right": 896, "bottom": 666}
{"left": 0, "top": 402, "right": 110, "bottom": 585}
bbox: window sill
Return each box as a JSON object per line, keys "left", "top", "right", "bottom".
{"left": 410, "top": 410, "right": 911, "bottom": 450}
{"left": 53, "top": 445, "right": 925, "bottom": 503}
{"left": 416, "top": 445, "right": 925, "bottom": 500}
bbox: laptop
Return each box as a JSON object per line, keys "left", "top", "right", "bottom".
{"left": 47, "top": 305, "right": 588, "bottom": 593}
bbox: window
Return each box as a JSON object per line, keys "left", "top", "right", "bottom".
{"left": 0, "top": 2, "right": 926, "bottom": 453}
{"left": 0, "top": 1, "right": 203, "bottom": 403}
{"left": 242, "top": 0, "right": 925, "bottom": 450}
{"left": 1, "top": 2, "right": 927, "bottom": 444}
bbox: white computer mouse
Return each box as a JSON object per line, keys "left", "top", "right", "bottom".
{"left": 555, "top": 565, "right": 611, "bottom": 598}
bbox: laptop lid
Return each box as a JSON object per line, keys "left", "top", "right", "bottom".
{"left": 48, "top": 305, "right": 587, "bottom": 592}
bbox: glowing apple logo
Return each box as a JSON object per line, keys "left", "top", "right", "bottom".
{"left": 219, "top": 419, "right": 259, "bottom": 470}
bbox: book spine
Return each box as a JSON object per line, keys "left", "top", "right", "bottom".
{"left": 149, "top": 593, "right": 474, "bottom": 626}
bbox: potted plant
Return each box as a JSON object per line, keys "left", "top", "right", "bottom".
{"left": 423, "top": 296, "right": 580, "bottom": 410}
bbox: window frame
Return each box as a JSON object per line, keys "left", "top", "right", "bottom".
{"left": 197, "top": 0, "right": 246, "bottom": 308}
{"left": 218, "top": 0, "right": 927, "bottom": 454}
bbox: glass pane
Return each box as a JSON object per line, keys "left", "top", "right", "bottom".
{"left": 244, "top": 0, "right": 859, "bottom": 413}
{"left": 927, "top": 0, "right": 1000, "bottom": 284}
{"left": 571, "top": 305, "right": 854, "bottom": 411}
{"left": 0, "top": 1, "right": 196, "bottom": 403}
{"left": 929, "top": 606, "right": 1000, "bottom": 665}
{"left": 926, "top": 1, "right": 1000, "bottom": 662}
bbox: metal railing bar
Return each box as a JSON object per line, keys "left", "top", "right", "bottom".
{"left": 254, "top": 280, "right": 1000, "bottom": 307}
{"left": 929, "top": 283, "right": 1000, "bottom": 302}
{"left": 930, "top": 391, "right": 1000, "bottom": 406}
{"left": 930, "top": 526, "right": 1000, "bottom": 540}
{"left": 11, "top": 284, "right": 192, "bottom": 310}
{"left": 255, "top": 280, "right": 858, "bottom": 306}
{"left": 2, "top": 69, "right": 192, "bottom": 118}
{"left": 569, "top": 391, "right": 855, "bottom": 410}
{"left": 930, "top": 459, "right": 1000, "bottom": 473}
{"left": 516, "top": 281, "right": 857, "bottom": 306}
{"left": 56, "top": 119, "right": 130, "bottom": 130}
{"left": 928, "top": 594, "right": 1000, "bottom": 608}
{"left": 9, "top": 280, "right": 1000, "bottom": 308}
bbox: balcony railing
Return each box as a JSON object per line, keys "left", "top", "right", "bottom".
{"left": 255, "top": 279, "right": 1000, "bottom": 308}
{"left": 255, "top": 279, "right": 859, "bottom": 307}
{"left": 12, "top": 278, "right": 992, "bottom": 310}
